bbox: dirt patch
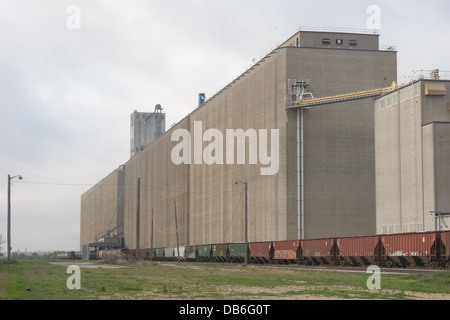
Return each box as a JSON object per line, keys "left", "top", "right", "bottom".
{"left": 217, "top": 284, "right": 450, "bottom": 300}
{"left": 405, "top": 292, "right": 450, "bottom": 300}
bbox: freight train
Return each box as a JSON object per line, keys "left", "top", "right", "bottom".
{"left": 56, "top": 251, "right": 81, "bottom": 260}
{"left": 121, "top": 231, "right": 450, "bottom": 269}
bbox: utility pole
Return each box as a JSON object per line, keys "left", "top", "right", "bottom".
{"left": 7, "top": 175, "right": 11, "bottom": 260}
{"left": 174, "top": 201, "right": 180, "bottom": 262}
{"left": 7, "top": 174, "right": 22, "bottom": 261}
{"left": 151, "top": 209, "right": 154, "bottom": 249}
{"left": 234, "top": 180, "right": 248, "bottom": 266}
{"left": 244, "top": 182, "right": 248, "bottom": 266}
{"left": 135, "top": 177, "right": 141, "bottom": 259}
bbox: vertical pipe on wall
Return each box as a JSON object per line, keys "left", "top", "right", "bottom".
{"left": 297, "top": 108, "right": 305, "bottom": 240}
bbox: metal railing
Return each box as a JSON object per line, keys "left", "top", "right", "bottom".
{"left": 380, "top": 45, "right": 397, "bottom": 51}
{"left": 298, "top": 26, "right": 380, "bottom": 35}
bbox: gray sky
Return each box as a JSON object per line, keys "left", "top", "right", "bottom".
{"left": 1, "top": 0, "right": 449, "bottom": 252}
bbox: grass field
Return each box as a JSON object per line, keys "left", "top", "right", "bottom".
{"left": 0, "top": 259, "right": 449, "bottom": 300}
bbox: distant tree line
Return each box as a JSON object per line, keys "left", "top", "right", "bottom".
{"left": 0, "top": 234, "right": 68, "bottom": 260}
{"left": 10, "top": 251, "right": 63, "bottom": 260}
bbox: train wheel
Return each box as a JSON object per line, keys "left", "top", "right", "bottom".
{"left": 429, "top": 262, "right": 440, "bottom": 269}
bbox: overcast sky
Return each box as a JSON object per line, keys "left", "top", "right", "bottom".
{"left": 1, "top": 0, "right": 449, "bottom": 253}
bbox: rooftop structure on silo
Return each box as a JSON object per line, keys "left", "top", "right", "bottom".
{"left": 130, "top": 104, "right": 165, "bottom": 158}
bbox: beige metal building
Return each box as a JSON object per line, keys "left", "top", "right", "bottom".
{"left": 80, "top": 29, "right": 398, "bottom": 251}
{"left": 375, "top": 78, "right": 450, "bottom": 234}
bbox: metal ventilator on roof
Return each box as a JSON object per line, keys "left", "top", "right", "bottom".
{"left": 287, "top": 81, "right": 397, "bottom": 109}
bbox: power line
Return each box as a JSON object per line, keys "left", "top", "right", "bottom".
{"left": 17, "top": 181, "right": 95, "bottom": 187}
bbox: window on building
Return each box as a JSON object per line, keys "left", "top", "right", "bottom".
{"left": 392, "top": 93, "right": 398, "bottom": 105}
{"left": 322, "top": 38, "right": 330, "bottom": 45}
{"left": 414, "top": 84, "right": 420, "bottom": 97}
{"left": 386, "top": 97, "right": 392, "bottom": 107}
{"left": 336, "top": 39, "right": 343, "bottom": 45}
{"left": 349, "top": 40, "right": 357, "bottom": 47}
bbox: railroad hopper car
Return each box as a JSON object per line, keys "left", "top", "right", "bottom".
{"left": 300, "top": 238, "right": 336, "bottom": 266}
{"left": 228, "top": 243, "right": 247, "bottom": 263}
{"left": 336, "top": 235, "right": 381, "bottom": 266}
{"left": 272, "top": 240, "right": 300, "bottom": 264}
{"left": 440, "top": 231, "right": 450, "bottom": 266}
{"left": 197, "top": 245, "right": 212, "bottom": 262}
{"left": 154, "top": 248, "right": 165, "bottom": 261}
{"left": 164, "top": 246, "right": 186, "bottom": 261}
{"left": 185, "top": 246, "right": 197, "bottom": 261}
{"left": 210, "top": 243, "right": 247, "bottom": 262}
{"left": 212, "top": 244, "right": 228, "bottom": 262}
{"left": 379, "top": 231, "right": 449, "bottom": 268}
{"left": 249, "top": 242, "right": 273, "bottom": 263}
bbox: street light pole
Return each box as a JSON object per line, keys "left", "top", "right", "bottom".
{"left": 234, "top": 180, "right": 248, "bottom": 266}
{"left": 7, "top": 174, "right": 22, "bottom": 260}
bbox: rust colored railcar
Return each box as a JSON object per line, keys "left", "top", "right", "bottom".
{"left": 272, "top": 240, "right": 300, "bottom": 264}
{"left": 437, "top": 231, "right": 450, "bottom": 267}
{"left": 249, "top": 242, "right": 273, "bottom": 263}
{"left": 300, "top": 238, "right": 337, "bottom": 265}
{"left": 380, "top": 232, "right": 438, "bottom": 267}
{"left": 336, "top": 235, "right": 381, "bottom": 266}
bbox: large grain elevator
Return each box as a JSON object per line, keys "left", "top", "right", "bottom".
{"left": 80, "top": 28, "right": 398, "bottom": 252}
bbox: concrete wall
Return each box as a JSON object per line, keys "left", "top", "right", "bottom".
{"left": 188, "top": 48, "right": 288, "bottom": 245}
{"left": 423, "top": 122, "right": 450, "bottom": 231}
{"left": 375, "top": 80, "right": 450, "bottom": 234}
{"left": 80, "top": 166, "right": 125, "bottom": 249}
{"left": 281, "top": 31, "right": 379, "bottom": 50}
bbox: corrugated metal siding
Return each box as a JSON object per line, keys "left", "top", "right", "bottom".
{"left": 249, "top": 242, "right": 273, "bottom": 260}
{"left": 337, "top": 235, "right": 379, "bottom": 257}
{"left": 381, "top": 232, "right": 437, "bottom": 257}
{"left": 301, "top": 238, "right": 334, "bottom": 258}
{"left": 165, "top": 247, "right": 175, "bottom": 259}
{"left": 212, "top": 244, "right": 228, "bottom": 260}
{"left": 155, "top": 248, "right": 165, "bottom": 259}
{"left": 185, "top": 246, "right": 197, "bottom": 260}
{"left": 228, "top": 243, "right": 247, "bottom": 258}
{"left": 197, "top": 245, "right": 212, "bottom": 260}
{"left": 440, "top": 231, "right": 450, "bottom": 258}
